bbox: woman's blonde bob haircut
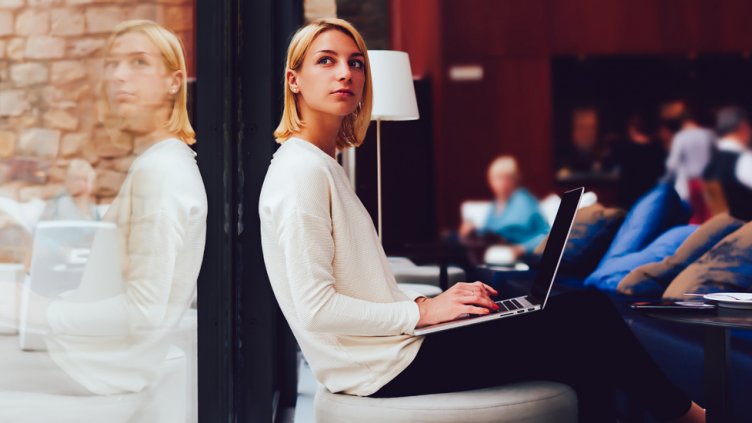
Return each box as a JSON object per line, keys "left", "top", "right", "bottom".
{"left": 273, "top": 18, "right": 373, "bottom": 150}
{"left": 98, "top": 20, "right": 196, "bottom": 145}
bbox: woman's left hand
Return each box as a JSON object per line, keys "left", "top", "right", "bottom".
{"left": 415, "top": 281, "right": 499, "bottom": 328}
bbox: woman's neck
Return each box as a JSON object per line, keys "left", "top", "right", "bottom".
{"left": 294, "top": 105, "right": 343, "bottom": 158}
{"left": 123, "top": 107, "right": 175, "bottom": 153}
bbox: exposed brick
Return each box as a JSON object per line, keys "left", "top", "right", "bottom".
{"left": 6, "top": 38, "right": 25, "bottom": 61}
{"left": 128, "top": 4, "right": 157, "bottom": 21}
{"left": 0, "top": 0, "right": 24, "bottom": 9}
{"left": 25, "top": 36, "right": 65, "bottom": 59}
{"left": 85, "top": 6, "right": 125, "bottom": 34}
{"left": 158, "top": 5, "right": 192, "bottom": 32}
{"left": 51, "top": 8, "right": 85, "bottom": 36}
{"left": 60, "top": 132, "right": 90, "bottom": 157}
{"left": 9, "top": 62, "right": 48, "bottom": 86}
{"left": 0, "top": 90, "right": 29, "bottom": 117}
{"left": 0, "top": 11, "right": 13, "bottom": 37}
{"left": 43, "top": 108, "right": 79, "bottom": 130}
{"left": 0, "top": 131, "right": 16, "bottom": 158}
{"left": 68, "top": 37, "right": 105, "bottom": 57}
{"left": 18, "top": 128, "right": 61, "bottom": 158}
{"left": 29, "top": 0, "right": 62, "bottom": 6}
{"left": 94, "top": 128, "right": 131, "bottom": 158}
{"left": 47, "top": 163, "right": 67, "bottom": 182}
{"left": 50, "top": 60, "right": 87, "bottom": 84}
{"left": 0, "top": 40, "right": 5, "bottom": 60}
{"left": 85, "top": 57, "right": 103, "bottom": 84}
{"left": 15, "top": 9, "right": 50, "bottom": 36}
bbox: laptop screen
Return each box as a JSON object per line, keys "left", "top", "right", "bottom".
{"left": 528, "top": 187, "right": 583, "bottom": 307}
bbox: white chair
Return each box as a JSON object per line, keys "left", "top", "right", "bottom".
{"left": 0, "top": 345, "right": 187, "bottom": 423}
{"left": 0, "top": 263, "right": 23, "bottom": 335}
{"left": 315, "top": 381, "right": 578, "bottom": 423}
{"left": 389, "top": 257, "right": 465, "bottom": 296}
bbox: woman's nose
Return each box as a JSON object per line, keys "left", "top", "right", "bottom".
{"left": 337, "top": 61, "right": 352, "bottom": 81}
{"left": 111, "top": 61, "right": 130, "bottom": 81}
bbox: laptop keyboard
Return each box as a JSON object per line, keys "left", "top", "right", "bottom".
{"left": 497, "top": 298, "right": 523, "bottom": 312}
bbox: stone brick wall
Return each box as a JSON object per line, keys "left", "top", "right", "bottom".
{"left": 0, "top": 0, "right": 195, "bottom": 204}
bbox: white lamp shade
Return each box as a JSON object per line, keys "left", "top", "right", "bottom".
{"left": 368, "top": 50, "right": 420, "bottom": 121}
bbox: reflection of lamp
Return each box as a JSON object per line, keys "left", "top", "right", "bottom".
{"left": 368, "top": 50, "right": 419, "bottom": 241}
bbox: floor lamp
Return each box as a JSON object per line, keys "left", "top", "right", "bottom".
{"left": 368, "top": 50, "right": 420, "bottom": 242}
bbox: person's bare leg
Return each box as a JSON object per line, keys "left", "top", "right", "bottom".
{"left": 671, "top": 402, "right": 705, "bottom": 423}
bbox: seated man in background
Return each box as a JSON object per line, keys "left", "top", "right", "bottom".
{"left": 40, "top": 159, "right": 100, "bottom": 222}
{"left": 703, "top": 106, "right": 752, "bottom": 221}
{"left": 459, "top": 156, "right": 550, "bottom": 262}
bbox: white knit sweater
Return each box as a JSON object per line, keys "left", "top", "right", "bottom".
{"left": 46, "top": 139, "right": 207, "bottom": 395}
{"left": 259, "top": 138, "right": 424, "bottom": 396}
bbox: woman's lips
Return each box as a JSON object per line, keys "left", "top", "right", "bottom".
{"left": 332, "top": 89, "right": 354, "bottom": 97}
{"left": 112, "top": 91, "right": 135, "bottom": 101}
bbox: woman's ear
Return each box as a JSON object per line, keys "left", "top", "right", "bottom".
{"left": 286, "top": 69, "right": 299, "bottom": 93}
{"left": 168, "top": 70, "right": 184, "bottom": 95}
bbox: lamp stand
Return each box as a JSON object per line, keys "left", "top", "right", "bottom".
{"left": 376, "top": 118, "right": 383, "bottom": 242}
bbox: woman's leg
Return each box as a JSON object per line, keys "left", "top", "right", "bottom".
{"left": 372, "top": 290, "right": 691, "bottom": 422}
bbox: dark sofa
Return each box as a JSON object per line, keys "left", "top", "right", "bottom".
{"left": 482, "top": 270, "right": 752, "bottom": 422}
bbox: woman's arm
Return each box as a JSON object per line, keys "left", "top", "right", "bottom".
{"left": 277, "top": 209, "right": 420, "bottom": 336}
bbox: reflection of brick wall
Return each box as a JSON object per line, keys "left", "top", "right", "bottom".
{"left": 0, "top": 0, "right": 195, "bottom": 204}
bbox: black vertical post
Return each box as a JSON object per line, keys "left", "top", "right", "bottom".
{"left": 196, "top": 0, "right": 302, "bottom": 422}
{"left": 195, "top": 0, "right": 237, "bottom": 421}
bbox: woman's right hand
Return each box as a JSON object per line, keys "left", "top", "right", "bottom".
{"left": 416, "top": 281, "right": 499, "bottom": 328}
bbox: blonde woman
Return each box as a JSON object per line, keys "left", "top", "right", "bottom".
{"left": 1, "top": 20, "right": 206, "bottom": 399}
{"left": 259, "top": 18, "right": 705, "bottom": 422}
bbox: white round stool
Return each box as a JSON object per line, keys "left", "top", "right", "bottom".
{"left": 315, "top": 381, "right": 578, "bottom": 423}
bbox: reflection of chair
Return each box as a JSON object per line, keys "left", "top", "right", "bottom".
{"left": 0, "top": 345, "right": 187, "bottom": 423}
{"left": 0, "top": 264, "right": 23, "bottom": 335}
{"left": 315, "top": 381, "right": 577, "bottom": 423}
{"left": 389, "top": 257, "right": 464, "bottom": 296}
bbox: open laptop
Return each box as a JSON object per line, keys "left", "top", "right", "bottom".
{"left": 19, "top": 221, "right": 123, "bottom": 350}
{"left": 414, "top": 187, "right": 583, "bottom": 335}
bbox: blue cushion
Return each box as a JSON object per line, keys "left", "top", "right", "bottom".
{"left": 584, "top": 183, "right": 690, "bottom": 290}
{"left": 584, "top": 225, "right": 697, "bottom": 291}
{"left": 616, "top": 213, "right": 745, "bottom": 297}
{"left": 663, "top": 221, "right": 752, "bottom": 298}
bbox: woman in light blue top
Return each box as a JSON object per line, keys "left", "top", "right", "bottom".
{"left": 462, "top": 156, "right": 549, "bottom": 257}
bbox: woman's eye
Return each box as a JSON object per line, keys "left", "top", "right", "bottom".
{"left": 350, "top": 59, "right": 364, "bottom": 69}
{"left": 317, "top": 56, "right": 334, "bottom": 65}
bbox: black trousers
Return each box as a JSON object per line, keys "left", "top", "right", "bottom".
{"left": 371, "top": 290, "right": 691, "bottom": 422}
